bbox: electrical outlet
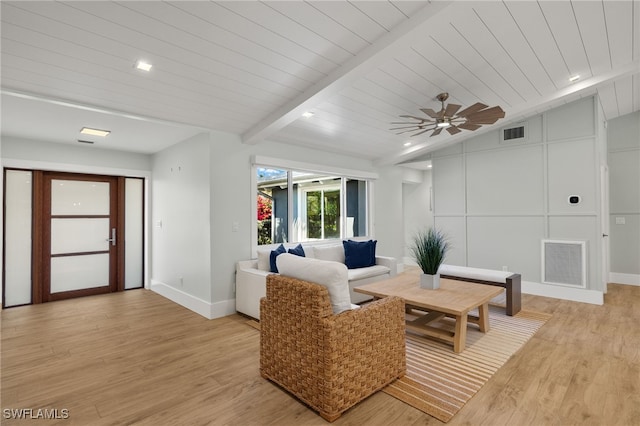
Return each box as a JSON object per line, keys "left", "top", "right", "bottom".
{"left": 502, "top": 266, "right": 508, "bottom": 272}
{"left": 179, "top": 276, "right": 183, "bottom": 286}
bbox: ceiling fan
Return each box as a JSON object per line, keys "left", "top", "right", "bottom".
{"left": 391, "top": 93, "right": 505, "bottom": 137}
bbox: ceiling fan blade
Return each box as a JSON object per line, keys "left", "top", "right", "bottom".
{"left": 430, "top": 127, "right": 443, "bottom": 137}
{"left": 391, "top": 121, "right": 425, "bottom": 125}
{"left": 465, "top": 106, "right": 506, "bottom": 125}
{"left": 395, "top": 128, "right": 424, "bottom": 135}
{"left": 399, "top": 115, "right": 429, "bottom": 122}
{"left": 444, "top": 103, "right": 462, "bottom": 118}
{"left": 390, "top": 125, "right": 425, "bottom": 131}
{"left": 419, "top": 108, "right": 439, "bottom": 119}
{"left": 411, "top": 128, "right": 431, "bottom": 137}
{"left": 446, "top": 125, "right": 462, "bottom": 135}
{"left": 457, "top": 122, "right": 482, "bottom": 131}
{"left": 456, "top": 102, "right": 489, "bottom": 117}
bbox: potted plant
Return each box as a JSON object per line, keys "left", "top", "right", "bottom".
{"left": 410, "top": 228, "right": 449, "bottom": 289}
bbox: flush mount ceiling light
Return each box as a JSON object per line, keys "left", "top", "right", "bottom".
{"left": 569, "top": 75, "right": 580, "bottom": 82}
{"left": 80, "top": 127, "right": 110, "bottom": 137}
{"left": 135, "top": 60, "right": 152, "bottom": 72}
{"left": 391, "top": 93, "right": 505, "bottom": 137}
{"left": 301, "top": 111, "right": 314, "bottom": 118}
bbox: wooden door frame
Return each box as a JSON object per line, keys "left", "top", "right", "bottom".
{"left": 32, "top": 171, "right": 126, "bottom": 303}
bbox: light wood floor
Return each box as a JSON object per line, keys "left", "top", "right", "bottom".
{"left": 2, "top": 283, "right": 639, "bottom": 426}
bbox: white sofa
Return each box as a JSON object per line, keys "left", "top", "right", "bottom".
{"left": 235, "top": 242, "right": 397, "bottom": 320}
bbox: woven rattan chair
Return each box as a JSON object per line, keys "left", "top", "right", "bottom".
{"left": 260, "top": 274, "right": 406, "bottom": 422}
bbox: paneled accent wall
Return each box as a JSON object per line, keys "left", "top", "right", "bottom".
{"left": 432, "top": 96, "right": 606, "bottom": 292}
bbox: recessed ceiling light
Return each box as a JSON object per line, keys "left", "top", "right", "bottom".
{"left": 80, "top": 127, "right": 110, "bottom": 137}
{"left": 569, "top": 75, "right": 580, "bottom": 82}
{"left": 301, "top": 111, "right": 314, "bottom": 119}
{"left": 403, "top": 142, "right": 412, "bottom": 147}
{"left": 135, "top": 60, "right": 153, "bottom": 72}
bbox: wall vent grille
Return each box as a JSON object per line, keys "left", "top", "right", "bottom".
{"left": 500, "top": 121, "right": 528, "bottom": 143}
{"left": 541, "top": 240, "right": 586, "bottom": 288}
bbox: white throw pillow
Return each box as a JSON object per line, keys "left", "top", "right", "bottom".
{"left": 276, "top": 253, "right": 352, "bottom": 314}
{"left": 256, "top": 249, "right": 271, "bottom": 271}
{"left": 313, "top": 244, "right": 345, "bottom": 264}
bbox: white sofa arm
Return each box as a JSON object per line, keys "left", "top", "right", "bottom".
{"left": 236, "top": 261, "right": 272, "bottom": 319}
{"left": 237, "top": 259, "right": 259, "bottom": 271}
{"left": 375, "top": 256, "right": 397, "bottom": 276}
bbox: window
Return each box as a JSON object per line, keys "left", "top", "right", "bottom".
{"left": 256, "top": 166, "right": 370, "bottom": 246}
{"left": 256, "top": 168, "right": 288, "bottom": 245}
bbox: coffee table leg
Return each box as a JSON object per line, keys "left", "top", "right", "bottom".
{"left": 478, "top": 303, "right": 490, "bottom": 333}
{"left": 453, "top": 314, "right": 467, "bottom": 353}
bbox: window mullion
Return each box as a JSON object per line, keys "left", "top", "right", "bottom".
{"left": 287, "top": 171, "right": 293, "bottom": 243}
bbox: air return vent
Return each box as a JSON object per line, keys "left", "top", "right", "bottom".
{"left": 541, "top": 240, "right": 586, "bottom": 288}
{"left": 500, "top": 121, "right": 528, "bottom": 144}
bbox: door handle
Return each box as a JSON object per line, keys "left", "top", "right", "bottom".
{"left": 106, "top": 228, "right": 116, "bottom": 246}
{"left": 603, "top": 233, "right": 609, "bottom": 238}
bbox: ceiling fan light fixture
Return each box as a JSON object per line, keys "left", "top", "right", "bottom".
{"left": 436, "top": 120, "right": 451, "bottom": 128}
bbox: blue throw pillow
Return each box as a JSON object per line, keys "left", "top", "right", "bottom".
{"left": 288, "top": 244, "right": 305, "bottom": 257}
{"left": 269, "top": 244, "right": 286, "bottom": 273}
{"left": 343, "top": 239, "right": 377, "bottom": 269}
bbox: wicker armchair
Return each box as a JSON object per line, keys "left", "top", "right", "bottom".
{"left": 260, "top": 274, "right": 406, "bottom": 422}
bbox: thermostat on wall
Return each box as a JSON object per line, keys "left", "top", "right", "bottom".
{"left": 568, "top": 195, "right": 581, "bottom": 204}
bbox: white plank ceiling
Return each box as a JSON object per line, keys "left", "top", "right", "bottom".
{"left": 1, "top": 1, "right": 639, "bottom": 165}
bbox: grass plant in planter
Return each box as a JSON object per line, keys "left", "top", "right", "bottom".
{"left": 410, "top": 228, "right": 449, "bottom": 289}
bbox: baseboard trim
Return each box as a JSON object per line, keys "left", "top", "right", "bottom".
{"left": 150, "top": 280, "right": 236, "bottom": 319}
{"left": 522, "top": 281, "right": 603, "bottom": 305}
{"left": 609, "top": 272, "right": 640, "bottom": 286}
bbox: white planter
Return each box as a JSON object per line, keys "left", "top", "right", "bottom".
{"left": 420, "top": 273, "right": 440, "bottom": 290}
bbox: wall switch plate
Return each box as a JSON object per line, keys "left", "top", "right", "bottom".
{"left": 232, "top": 221, "right": 239, "bottom": 232}
{"left": 155, "top": 220, "right": 162, "bottom": 228}
{"left": 615, "top": 217, "right": 626, "bottom": 225}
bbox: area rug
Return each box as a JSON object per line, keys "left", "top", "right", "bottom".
{"left": 383, "top": 307, "right": 551, "bottom": 422}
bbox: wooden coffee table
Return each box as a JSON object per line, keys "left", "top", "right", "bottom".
{"left": 354, "top": 270, "right": 504, "bottom": 353}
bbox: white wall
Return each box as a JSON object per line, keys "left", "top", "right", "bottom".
{"left": 150, "top": 133, "right": 213, "bottom": 313}
{"left": 373, "top": 166, "right": 406, "bottom": 265}
{"left": 608, "top": 111, "right": 640, "bottom": 285}
{"left": 402, "top": 169, "right": 433, "bottom": 263}
{"left": 431, "top": 96, "right": 606, "bottom": 304}
{"left": 1, "top": 136, "right": 151, "bottom": 173}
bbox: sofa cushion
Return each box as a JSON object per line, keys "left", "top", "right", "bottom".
{"left": 276, "top": 253, "right": 352, "bottom": 314}
{"left": 269, "top": 244, "right": 286, "bottom": 273}
{"left": 347, "top": 265, "right": 390, "bottom": 281}
{"left": 343, "top": 239, "right": 377, "bottom": 269}
{"left": 287, "top": 243, "right": 305, "bottom": 257}
{"left": 301, "top": 245, "right": 315, "bottom": 258}
{"left": 313, "top": 244, "right": 345, "bottom": 264}
{"left": 257, "top": 249, "right": 271, "bottom": 271}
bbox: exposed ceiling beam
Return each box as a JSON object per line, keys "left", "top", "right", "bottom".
{"left": 241, "top": 1, "right": 454, "bottom": 145}
{"left": 380, "top": 59, "right": 640, "bottom": 166}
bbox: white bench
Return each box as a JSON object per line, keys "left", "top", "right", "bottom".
{"left": 439, "top": 264, "right": 521, "bottom": 316}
